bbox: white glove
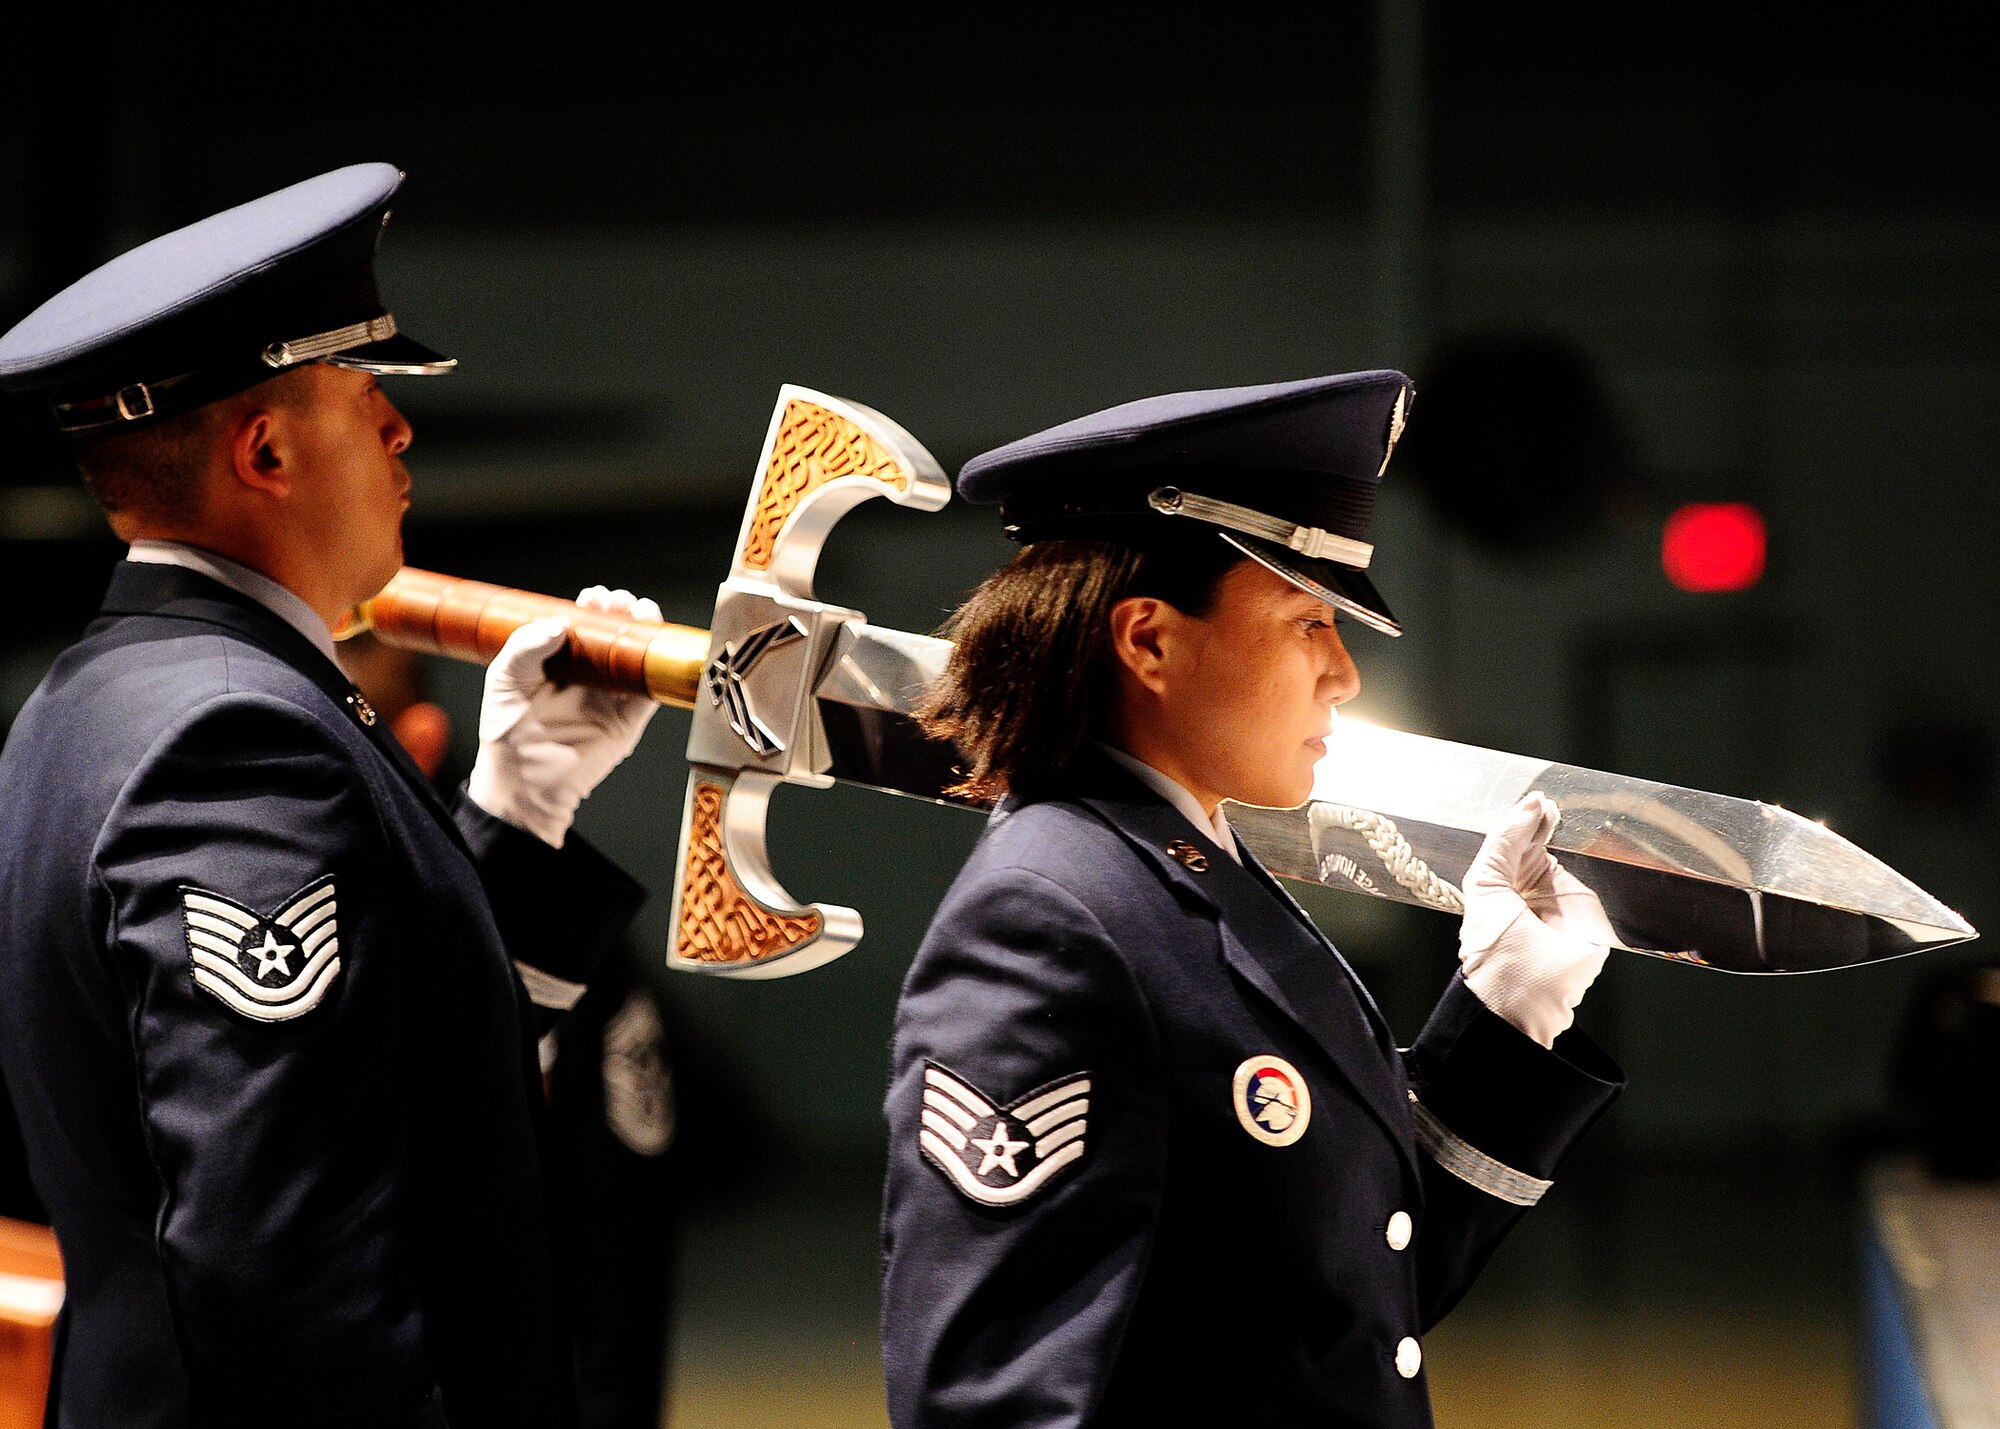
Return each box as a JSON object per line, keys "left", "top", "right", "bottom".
{"left": 467, "top": 586, "right": 662, "bottom": 847}
{"left": 1457, "top": 792, "right": 1616, "bottom": 1048}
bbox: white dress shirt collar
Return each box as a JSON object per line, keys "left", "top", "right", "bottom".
{"left": 125, "top": 540, "right": 340, "bottom": 669}
{"left": 1095, "top": 742, "right": 1241, "bottom": 864}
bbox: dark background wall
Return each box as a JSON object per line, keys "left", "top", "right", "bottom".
{"left": 3, "top": 7, "right": 1994, "bottom": 1423}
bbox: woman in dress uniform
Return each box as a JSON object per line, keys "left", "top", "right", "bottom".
{"left": 879, "top": 371, "right": 1625, "bottom": 1429}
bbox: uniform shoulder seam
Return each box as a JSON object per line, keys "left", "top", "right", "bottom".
{"left": 998, "top": 865, "right": 1167, "bottom": 1056}
{"left": 87, "top": 687, "right": 368, "bottom": 873}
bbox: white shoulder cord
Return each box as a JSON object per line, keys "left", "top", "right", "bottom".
{"left": 1315, "top": 804, "right": 1465, "bottom": 914}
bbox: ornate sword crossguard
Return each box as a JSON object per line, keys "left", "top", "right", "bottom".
{"left": 668, "top": 386, "right": 950, "bottom": 977}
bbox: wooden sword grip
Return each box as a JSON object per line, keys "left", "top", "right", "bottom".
{"left": 342, "top": 567, "right": 710, "bottom": 709}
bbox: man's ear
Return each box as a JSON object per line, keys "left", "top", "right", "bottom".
{"left": 227, "top": 406, "right": 288, "bottom": 497}
{"left": 1108, "top": 596, "right": 1174, "bottom": 696}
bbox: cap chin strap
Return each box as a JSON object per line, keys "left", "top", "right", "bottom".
{"left": 51, "top": 313, "right": 456, "bottom": 431}
{"left": 1222, "top": 535, "right": 1403, "bottom": 637}
{"left": 49, "top": 372, "right": 201, "bottom": 433}
{"left": 1147, "top": 487, "right": 1374, "bottom": 569}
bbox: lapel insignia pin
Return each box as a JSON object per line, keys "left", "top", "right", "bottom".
{"left": 1166, "top": 840, "right": 1210, "bottom": 873}
{"left": 1233, "top": 1054, "right": 1312, "bottom": 1146}
{"left": 916, "top": 1062, "right": 1091, "bottom": 1207}
{"left": 346, "top": 692, "right": 378, "bottom": 727}
{"left": 180, "top": 876, "right": 342, "bottom": 1023}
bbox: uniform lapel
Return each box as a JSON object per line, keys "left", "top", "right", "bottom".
{"left": 1233, "top": 839, "right": 1396, "bottom": 1049}
{"left": 1065, "top": 772, "right": 1223, "bottom": 917}
{"left": 96, "top": 562, "right": 472, "bottom": 852}
{"left": 1069, "top": 757, "right": 1417, "bottom": 1179}
{"left": 1202, "top": 857, "right": 1418, "bottom": 1178}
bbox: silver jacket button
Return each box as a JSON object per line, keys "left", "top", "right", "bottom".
{"left": 1396, "top": 1336, "right": 1422, "bottom": 1379}
{"left": 1386, "top": 1210, "right": 1412, "bottom": 1251}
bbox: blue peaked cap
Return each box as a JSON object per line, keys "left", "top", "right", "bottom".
{"left": 0, "top": 163, "right": 454, "bottom": 434}
{"left": 958, "top": 370, "right": 1413, "bottom": 635}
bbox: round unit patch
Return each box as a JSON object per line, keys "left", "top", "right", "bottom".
{"left": 1232, "top": 1055, "right": 1312, "bottom": 1147}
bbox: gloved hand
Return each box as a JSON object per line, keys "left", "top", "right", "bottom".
{"left": 1457, "top": 792, "right": 1616, "bottom": 1048}
{"left": 467, "top": 586, "right": 662, "bottom": 847}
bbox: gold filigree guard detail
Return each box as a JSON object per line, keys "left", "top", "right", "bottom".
{"left": 677, "top": 781, "right": 823, "bottom": 964}
{"left": 740, "top": 400, "right": 911, "bottom": 572}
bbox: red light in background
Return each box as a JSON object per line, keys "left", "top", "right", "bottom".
{"left": 1662, "top": 503, "right": 1766, "bottom": 592}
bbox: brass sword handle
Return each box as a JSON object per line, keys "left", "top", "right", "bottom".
{"left": 335, "top": 386, "right": 960, "bottom": 981}
{"left": 337, "top": 567, "right": 712, "bottom": 709}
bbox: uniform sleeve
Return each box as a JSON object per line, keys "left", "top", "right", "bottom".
{"left": 881, "top": 868, "right": 1167, "bottom": 1429}
{"left": 93, "top": 694, "right": 445, "bottom": 1428}
{"left": 1402, "top": 973, "right": 1624, "bottom": 1327}
{"left": 451, "top": 792, "right": 646, "bottom": 1036}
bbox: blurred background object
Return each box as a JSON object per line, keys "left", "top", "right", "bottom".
{"left": 1394, "top": 328, "right": 1645, "bottom": 558}
{"left": 1887, "top": 961, "right": 2000, "bottom": 1183}
{"left": 3, "top": 4, "right": 1994, "bottom": 1425}
{"left": 0, "top": 1216, "right": 60, "bottom": 1429}
{"left": 1853, "top": 961, "right": 2000, "bottom": 1424}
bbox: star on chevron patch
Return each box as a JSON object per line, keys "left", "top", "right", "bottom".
{"left": 917, "top": 1062, "right": 1090, "bottom": 1207}
{"left": 180, "top": 876, "right": 341, "bottom": 1023}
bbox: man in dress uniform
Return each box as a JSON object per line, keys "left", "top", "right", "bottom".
{"left": 0, "top": 163, "right": 661, "bottom": 1428}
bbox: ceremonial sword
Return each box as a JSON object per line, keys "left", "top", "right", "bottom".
{"left": 338, "top": 386, "right": 1977, "bottom": 979}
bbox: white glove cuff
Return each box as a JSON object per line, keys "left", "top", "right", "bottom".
{"left": 1460, "top": 909, "right": 1577, "bottom": 1050}
{"left": 468, "top": 757, "right": 573, "bottom": 848}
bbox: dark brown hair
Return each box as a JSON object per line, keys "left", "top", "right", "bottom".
{"left": 70, "top": 404, "right": 220, "bottom": 526}
{"left": 69, "top": 369, "right": 307, "bottom": 528}
{"left": 916, "top": 531, "right": 1242, "bottom": 803}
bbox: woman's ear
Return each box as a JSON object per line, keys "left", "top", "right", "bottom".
{"left": 1108, "top": 596, "right": 1174, "bottom": 696}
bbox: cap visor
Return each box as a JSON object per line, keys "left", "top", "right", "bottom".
{"left": 1226, "top": 534, "right": 1402, "bottom": 636}
{"left": 322, "top": 331, "right": 457, "bottom": 376}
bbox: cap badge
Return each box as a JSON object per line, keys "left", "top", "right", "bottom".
{"left": 1166, "top": 840, "right": 1210, "bottom": 873}
{"left": 1378, "top": 387, "right": 1410, "bottom": 478}
{"left": 1233, "top": 1054, "right": 1312, "bottom": 1146}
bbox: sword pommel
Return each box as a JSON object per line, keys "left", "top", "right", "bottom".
{"left": 343, "top": 567, "right": 711, "bottom": 709}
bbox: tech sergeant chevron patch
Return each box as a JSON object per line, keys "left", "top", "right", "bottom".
{"left": 181, "top": 876, "right": 342, "bottom": 1023}
{"left": 917, "top": 1062, "right": 1091, "bottom": 1207}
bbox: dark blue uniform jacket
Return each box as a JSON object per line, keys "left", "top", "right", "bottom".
{"left": 0, "top": 563, "right": 645, "bottom": 1429}
{"left": 882, "top": 757, "right": 1623, "bottom": 1429}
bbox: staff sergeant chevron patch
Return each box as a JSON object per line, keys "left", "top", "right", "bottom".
{"left": 916, "top": 1062, "right": 1091, "bottom": 1207}
{"left": 181, "top": 876, "right": 342, "bottom": 1023}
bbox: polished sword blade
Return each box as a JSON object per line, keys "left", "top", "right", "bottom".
{"left": 1229, "top": 716, "right": 1978, "bottom": 974}
{"left": 808, "top": 623, "right": 1978, "bottom": 974}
